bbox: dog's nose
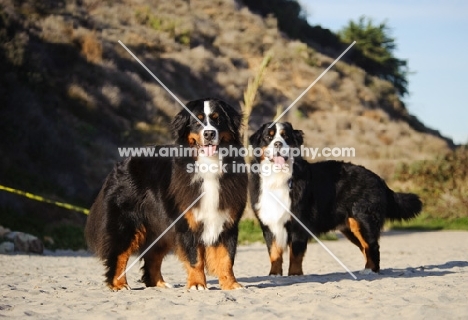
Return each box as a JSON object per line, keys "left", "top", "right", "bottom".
{"left": 203, "top": 130, "right": 216, "bottom": 141}
{"left": 274, "top": 141, "right": 283, "bottom": 149}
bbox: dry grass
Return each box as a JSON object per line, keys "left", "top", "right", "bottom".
{"left": 80, "top": 32, "right": 102, "bottom": 63}
{"left": 68, "top": 84, "right": 96, "bottom": 110}
{"left": 0, "top": 0, "right": 454, "bottom": 228}
{"left": 101, "top": 84, "right": 121, "bottom": 108}
{"left": 241, "top": 52, "right": 272, "bottom": 147}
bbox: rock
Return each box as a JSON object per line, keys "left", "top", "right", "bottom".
{"left": 0, "top": 241, "right": 14, "bottom": 254}
{"left": 0, "top": 226, "right": 11, "bottom": 238}
{"left": 4, "top": 231, "right": 17, "bottom": 241}
{"left": 5, "top": 231, "right": 44, "bottom": 254}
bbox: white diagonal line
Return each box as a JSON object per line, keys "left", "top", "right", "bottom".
{"left": 268, "top": 191, "right": 358, "bottom": 280}
{"left": 118, "top": 40, "right": 205, "bottom": 127}
{"left": 118, "top": 192, "right": 206, "bottom": 280}
{"left": 269, "top": 41, "right": 356, "bottom": 128}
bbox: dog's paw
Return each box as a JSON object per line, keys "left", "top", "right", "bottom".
{"left": 268, "top": 273, "right": 283, "bottom": 277}
{"left": 189, "top": 284, "right": 208, "bottom": 291}
{"left": 157, "top": 281, "right": 173, "bottom": 289}
{"left": 359, "top": 268, "right": 375, "bottom": 275}
{"left": 221, "top": 282, "right": 243, "bottom": 290}
{"left": 108, "top": 283, "right": 131, "bottom": 291}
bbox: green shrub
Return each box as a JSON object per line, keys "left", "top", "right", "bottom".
{"left": 0, "top": 208, "right": 86, "bottom": 251}
{"left": 238, "top": 219, "right": 264, "bottom": 244}
{"left": 390, "top": 147, "right": 468, "bottom": 229}
{"left": 238, "top": 219, "right": 339, "bottom": 244}
{"left": 48, "top": 224, "right": 86, "bottom": 251}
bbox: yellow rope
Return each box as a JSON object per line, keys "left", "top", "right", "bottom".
{"left": 0, "top": 184, "right": 89, "bottom": 215}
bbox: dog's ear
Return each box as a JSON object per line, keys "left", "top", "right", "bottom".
{"left": 221, "top": 101, "right": 242, "bottom": 132}
{"left": 217, "top": 100, "right": 242, "bottom": 142}
{"left": 171, "top": 110, "right": 190, "bottom": 144}
{"left": 249, "top": 123, "right": 268, "bottom": 145}
{"left": 293, "top": 130, "right": 304, "bottom": 146}
{"left": 282, "top": 122, "right": 304, "bottom": 146}
{"left": 228, "top": 105, "right": 242, "bottom": 132}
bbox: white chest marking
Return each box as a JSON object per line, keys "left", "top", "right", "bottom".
{"left": 255, "top": 123, "right": 294, "bottom": 249}
{"left": 192, "top": 156, "right": 230, "bottom": 246}
{"left": 256, "top": 174, "right": 291, "bottom": 249}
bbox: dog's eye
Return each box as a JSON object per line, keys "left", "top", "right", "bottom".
{"left": 267, "top": 135, "right": 273, "bottom": 140}
{"left": 210, "top": 113, "right": 219, "bottom": 120}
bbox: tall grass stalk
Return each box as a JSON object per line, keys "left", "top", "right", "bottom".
{"left": 241, "top": 53, "right": 272, "bottom": 149}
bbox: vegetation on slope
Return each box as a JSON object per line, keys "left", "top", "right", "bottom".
{"left": 388, "top": 146, "right": 468, "bottom": 230}
{"left": 0, "top": 0, "right": 460, "bottom": 249}
{"left": 338, "top": 16, "right": 409, "bottom": 96}
{"left": 241, "top": 1, "right": 409, "bottom": 96}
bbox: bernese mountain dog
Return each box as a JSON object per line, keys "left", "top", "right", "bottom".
{"left": 249, "top": 122, "right": 422, "bottom": 276}
{"left": 85, "top": 98, "right": 247, "bottom": 290}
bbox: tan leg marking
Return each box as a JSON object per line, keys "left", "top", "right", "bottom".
{"left": 269, "top": 240, "right": 284, "bottom": 276}
{"left": 184, "top": 210, "right": 199, "bottom": 231}
{"left": 110, "top": 227, "right": 146, "bottom": 290}
{"left": 348, "top": 218, "right": 375, "bottom": 270}
{"left": 288, "top": 243, "right": 304, "bottom": 276}
{"left": 177, "top": 245, "right": 207, "bottom": 290}
{"left": 206, "top": 245, "right": 242, "bottom": 290}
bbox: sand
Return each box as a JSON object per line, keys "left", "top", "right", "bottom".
{"left": 1, "top": 231, "right": 467, "bottom": 319}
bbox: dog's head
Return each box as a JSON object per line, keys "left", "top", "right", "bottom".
{"left": 171, "top": 98, "right": 242, "bottom": 157}
{"left": 249, "top": 122, "right": 304, "bottom": 165}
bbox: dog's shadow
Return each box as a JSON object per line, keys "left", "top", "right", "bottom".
{"left": 129, "top": 261, "right": 468, "bottom": 291}
{"left": 233, "top": 260, "right": 468, "bottom": 289}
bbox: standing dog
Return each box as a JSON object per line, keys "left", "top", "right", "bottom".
{"left": 85, "top": 98, "right": 247, "bottom": 290}
{"left": 249, "top": 122, "right": 422, "bottom": 276}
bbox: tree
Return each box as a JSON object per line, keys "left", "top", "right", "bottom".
{"left": 339, "top": 16, "right": 409, "bottom": 96}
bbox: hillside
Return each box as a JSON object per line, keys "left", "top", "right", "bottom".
{"left": 0, "top": 0, "right": 453, "bottom": 227}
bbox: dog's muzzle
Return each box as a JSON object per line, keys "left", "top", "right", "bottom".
{"left": 200, "top": 128, "right": 219, "bottom": 157}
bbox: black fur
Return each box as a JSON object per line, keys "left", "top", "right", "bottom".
{"left": 85, "top": 98, "right": 247, "bottom": 290}
{"left": 249, "top": 122, "right": 422, "bottom": 275}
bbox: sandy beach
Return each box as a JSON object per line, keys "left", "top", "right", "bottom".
{"left": 1, "top": 231, "right": 467, "bottom": 319}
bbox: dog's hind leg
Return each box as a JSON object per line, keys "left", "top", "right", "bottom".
{"left": 105, "top": 250, "right": 131, "bottom": 291}
{"left": 340, "top": 228, "right": 364, "bottom": 251}
{"left": 105, "top": 226, "right": 147, "bottom": 291}
{"left": 347, "top": 218, "right": 380, "bottom": 273}
{"left": 141, "top": 244, "right": 172, "bottom": 288}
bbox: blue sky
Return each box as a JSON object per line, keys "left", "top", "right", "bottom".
{"left": 300, "top": 0, "right": 468, "bottom": 144}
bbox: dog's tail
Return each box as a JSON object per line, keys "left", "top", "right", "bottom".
{"left": 387, "top": 191, "right": 422, "bottom": 221}
{"left": 84, "top": 189, "right": 106, "bottom": 254}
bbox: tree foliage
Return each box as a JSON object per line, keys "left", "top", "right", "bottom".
{"left": 339, "top": 16, "right": 409, "bottom": 96}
